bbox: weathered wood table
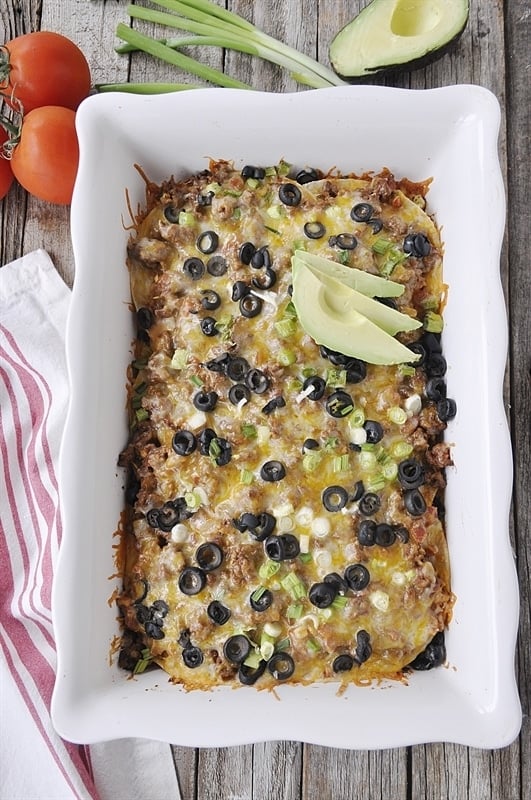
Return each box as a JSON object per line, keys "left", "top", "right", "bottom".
{"left": 1, "top": 1, "right": 529, "bottom": 798}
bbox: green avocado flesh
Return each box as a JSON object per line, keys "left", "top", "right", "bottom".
{"left": 292, "top": 250, "right": 404, "bottom": 298}
{"left": 329, "top": 0, "right": 470, "bottom": 80}
{"left": 291, "top": 261, "right": 421, "bottom": 366}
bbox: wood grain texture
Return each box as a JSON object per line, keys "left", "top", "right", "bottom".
{"left": 1, "top": 1, "right": 528, "bottom": 799}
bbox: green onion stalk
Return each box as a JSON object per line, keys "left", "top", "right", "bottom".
{"left": 97, "top": 0, "right": 346, "bottom": 94}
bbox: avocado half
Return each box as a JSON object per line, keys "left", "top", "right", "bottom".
{"left": 329, "top": 0, "right": 470, "bottom": 81}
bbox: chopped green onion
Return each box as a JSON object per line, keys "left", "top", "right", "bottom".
{"left": 208, "top": 438, "right": 221, "bottom": 459}
{"left": 298, "top": 552, "right": 313, "bottom": 564}
{"left": 332, "top": 454, "right": 350, "bottom": 473}
{"left": 258, "top": 561, "right": 280, "bottom": 581}
{"left": 241, "top": 423, "right": 257, "bottom": 439}
{"left": 339, "top": 249, "right": 350, "bottom": 265}
{"left": 306, "top": 637, "right": 321, "bottom": 654}
{"left": 424, "top": 311, "right": 444, "bottom": 333}
{"left": 133, "top": 648, "right": 154, "bottom": 674}
{"left": 326, "top": 368, "right": 347, "bottom": 387}
{"left": 243, "top": 649, "right": 262, "bottom": 669}
{"left": 302, "top": 451, "right": 322, "bottom": 472}
{"left": 251, "top": 586, "right": 267, "bottom": 603}
{"left": 135, "top": 408, "right": 149, "bottom": 423}
{"left": 398, "top": 364, "right": 416, "bottom": 378}
{"left": 366, "top": 474, "right": 386, "bottom": 492}
{"left": 331, "top": 595, "right": 349, "bottom": 610}
{"left": 276, "top": 637, "right": 291, "bottom": 651}
{"left": 216, "top": 314, "right": 234, "bottom": 341}
{"left": 178, "top": 210, "right": 196, "bottom": 226}
{"left": 281, "top": 572, "right": 306, "bottom": 600}
{"left": 287, "top": 603, "right": 303, "bottom": 620}
{"left": 132, "top": 358, "right": 148, "bottom": 370}
{"left": 387, "top": 406, "right": 408, "bottom": 425}
{"left": 391, "top": 440, "right": 414, "bottom": 459}
{"left": 189, "top": 374, "right": 204, "bottom": 387}
{"left": 324, "top": 436, "right": 339, "bottom": 451}
{"left": 239, "top": 468, "right": 254, "bottom": 485}
{"left": 382, "top": 460, "right": 398, "bottom": 481}
{"left": 275, "top": 318, "right": 297, "bottom": 338}
{"left": 264, "top": 225, "right": 281, "bottom": 235}
{"left": 372, "top": 237, "right": 393, "bottom": 255}
{"left": 301, "top": 366, "right": 317, "bottom": 378}
{"left": 277, "top": 161, "right": 292, "bottom": 176}
{"left": 349, "top": 407, "right": 366, "bottom": 427}
{"left": 277, "top": 349, "right": 296, "bottom": 366}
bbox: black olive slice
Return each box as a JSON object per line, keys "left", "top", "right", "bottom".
{"left": 177, "top": 629, "right": 191, "bottom": 648}
{"left": 245, "top": 512, "right": 276, "bottom": 542}
{"left": 182, "top": 645, "right": 204, "bottom": 668}
{"left": 193, "top": 390, "right": 218, "bottom": 412}
{"left": 295, "top": 167, "right": 320, "bottom": 184}
{"left": 421, "top": 332, "right": 442, "bottom": 354}
{"left": 196, "top": 230, "right": 219, "bottom": 255}
{"left": 183, "top": 257, "right": 205, "bottom": 280}
{"left": 245, "top": 368, "right": 270, "bottom": 394}
{"left": 366, "top": 218, "right": 383, "bottom": 234}
{"left": 200, "top": 316, "right": 218, "bottom": 336}
{"left": 333, "top": 653, "right": 355, "bottom": 673}
{"left": 407, "top": 342, "right": 427, "bottom": 366}
{"left": 136, "top": 604, "right": 152, "bottom": 625}
{"left": 205, "top": 353, "right": 230, "bottom": 374}
{"left": 267, "top": 652, "right": 295, "bottom": 680}
{"left": 131, "top": 578, "right": 149, "bottom": 605}
{"left": 357, "top": 519, "right": 376, "bottom": 546}
{"left": 163, "top": 204, "right": 180, "bottom": 223}
{"left": 136, "top": 307, "right": 154, "bottom": 330}
{"left": 232, "top": 280, "right": 250, "bottom": 301}
{"left": 358, "top": 492, "right": 381, "bottom": 516}
{"left": 309, "top": 581, "right": 337, "bottom": 609}
{"left": 239, "top": 241, "right": 256, "bottom": 265}
{"left": 239, "top": 293, "right": 263, "bottom": 318}
{"left": 374, "top": 523, "right": 396, "bottom": 547}
{"left": 325, "top": 390, "right": 353, "bottom": 418}
{"left": 146, "top": 508, "right": 161, "bottom": 529}
{"left": 437, "top": 397, "right": 457, "bottom": 422}
{"left": 200, "top": 289, "right": 221, "bottom": 310}
{"left": 350, "top": 202, "right": 373, "bottom": 222}
{"left": 197, "top": 427, "right": 216, "bottom": 455}
{"left": 278, "top": 183, "right": 302, "bottom": 206}
{"left": 409, "top": 631, "right": 446, "bottom": 671}
{"left": 144, "top": 621, "right": 165, "bottom": 640}
{"left": 195, "top": 542, "right": 224, "bottom": 572}
{"left": 280, "top": 534, "right": 300, "bottom": 559}
{"left": 350, "top": 480, "right": 365, "bottom": 502}
{"left": 333, "top": 232, "right": 358, "bottom": 250}
{"left": 250, "top": 246, "right": 271, "bottom": 269}
{"left": 251, "top": 267, "right": 277, "bottom": 290}
{"left": 344, "top": 563, "right": 370, "bottom": 592}
{"left": 404, "top": 232, "right": 431, "bottom": 258}
{"left": 241, "top": 165, "right": 265, "bottom": 180}
{"left": 172, "top": 430, "right": 197, "bottom": 456}
{"left": 303, "top": 438, "right": 320, "bottom": 452}
{"left": 210, "top": 437, "right": 232, "bottom": 466}
{"left": 250, "top": 587, "right": 273, "bottom": 612}
{"left": 354, "top": 629, "right": 372, "bottom": 664}
{"left": 394, "top": 525, "right": 410, "bottom": 543}
{"left": 262, "top": 395, "right": 286, "bottom": 415}
{"left": 264, "top": 535, "right": 285, "bottom": 561}
{"left": 398, "top": 458, "right": 425, "bottom": 490}
{"left": 345, "top": 359, "right": 367, "bottom": 383}
{"left": 302, "top": 375, "right": 326, "bottom": 400}
{"left": 403, "top": 488, "right": 427, "bottom": 517}
{"left": 304, "top": 221, "right": 326, "bottom": 239}
{"left": 426, "top": 352, "right": 447, "bottom": 378}
{"left": 363, "top": 419, "right": 384, "bottom": 443}
{"left": 206, "top": 255, "right": 228, "bottom": 276}
{"left": 197, "top": 191, "right": 213, "bottom": 207}
{"left": 228, "top": 383, "right": 251, "bottom": 406}
{"left": 223, "top": 634, "right": 251, "bottom": 665}
{"left": 260, "top": 460, "right": 286, "bottom": 482}
{"left": 207, "top": 600, "right": 231, "bottom": 626}
{"left": 151, "top": 599, "right": 169, "bottom": 618}
{"left": 226, "top": 356, "right": 250, "bottom": 382}
{"left": 178, "top": 566, "right": 207, "bottom": 596}
{"left": 156, "top": 499, "right": 190, "bottom": 532}
{"left": 322, "top": 485, "right": 349, "bottom": 512}
{"left": 238, "top": 659, "right": 267, "bottom": 686}
{"left": 425, "top": 376, "right": 447, "bottom": 402}
{"left": 324, "top": 572, "right": 349, "bottom": 596}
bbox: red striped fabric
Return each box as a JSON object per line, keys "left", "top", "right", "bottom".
{"left": 0, "top": 255, "right": 99, "bottom": 800}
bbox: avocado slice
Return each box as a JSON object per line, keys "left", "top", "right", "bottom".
{"left": 292, "top": 250, "right": 404, "bottom": 298}
{"left": 292, "top": 261, "right": 421, "bottom": 365}
{"left": 329, "top": 0, "right": 469, "bottom": 81}
{"left": 293, "top": 260, "right": 421, "bottom": 335}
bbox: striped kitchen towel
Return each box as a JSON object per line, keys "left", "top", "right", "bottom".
{"left": 0, "top": 250, "right": 181, "bottom": 800}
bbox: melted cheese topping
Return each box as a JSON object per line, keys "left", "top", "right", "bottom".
{"left": 117, "top": 162, "right": 454, "bottom": 690}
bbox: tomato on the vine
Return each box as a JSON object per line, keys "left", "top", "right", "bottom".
{"left": 0, "top": 31, "right": 91, "bottom": 113}
{"left": 10, "top": 106, "right": 79, "bottom": 205}
{"left": 0, "top": 129, "right": 14, "bottom": 199}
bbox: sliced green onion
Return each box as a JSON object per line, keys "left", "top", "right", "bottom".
{"left": 133, "top": 648, "right": 154, "bottom": 674}
{"left": 275, "top": 318, "right": 297, "bottom": 338}
{"left": 372, "top": 237, "right": 392, "bottom": 255}
{"left": 251, "top": 586, "right": 267, "bottom": 603}
{"left": 243, "top": 649, "right": 262, "bottom": 669}
{"left": 189, "top": 374, "right": 204, "bottom": 387}
{"left": 299, "top": 552, "right": 313, "bottom": 564}
{"left": 398, "top": 364, "right": 416, "bottom": 378}
{"left": 281, "top": 572, "right": 306, "bottom": 600}
{"left": 382, "top": 460, "right": 398, "bottom": 481}
{"left": 239, "top": 468, "right": 254, "bottom": 485}
{"left": 258, "top": 561, "right": 281, "bottom": 581}
{"left": 424, "top": 311, "right": 444, "bottom": 333}
{"left": 307, "top": 637, "right": 321, "bottom": 654}
{"left": 171, "top": 348, "right": 189, "bottom": 369}
{"left": 276, "top": 637, "right": 291, "bottom": 651}
{"left": 349, "top": 407, "right": 366, "bottom": 427}
{"left": 178, "top": 210, "right": 196, "bottom": 226}
{"left": 241, "top": 423, "right": 257, "bottom": 439}
{"left": 302, "top": 451, "right": 322, "bottom": 472}
{"left": 277, "top": 349, "right": 296, "bottom": 367}
{"left": 391, "top": 440, "right": 414, "bottom": 459}
{"left": 287, "top": 603, "right": 303, "bottom": 620}
{"left": 387, "top": 406, "right": 408, "bottom": 425}
{"left": 326, "top": 368, "right": 347, "bottom": 387}
{"left": 135, "top": 408, "right": 149, "bottom": 423}
{"left": 332, "top": 454, "right": 350, "bottom": 473}
{"left": 331, "top": 595, "right": 348, "bottom": 610}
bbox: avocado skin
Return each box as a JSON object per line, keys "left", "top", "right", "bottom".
{"left": 331, "top": 29, "right": 467, "bottom": 83}
{"left": 329, "top": 1, "right": 469, "bottom": 83}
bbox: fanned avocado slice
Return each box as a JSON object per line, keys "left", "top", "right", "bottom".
{"left": 292, "top": 250, "right": 404, "bottom": 298}
{"left": 329, "top": 0, "right": 470, "bottom": 81}
{"left": 292, "top": 261, "right": 420, "bottom": 365}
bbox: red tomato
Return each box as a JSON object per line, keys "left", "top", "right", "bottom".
{"left": 11, "top": 106, "right": 79, "bottom": 205}
{"left": 0, "top": 129, "right": 15, "bottom": 199}
{"left": 0, "top": 31, "right": 91, "bottom": 113}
